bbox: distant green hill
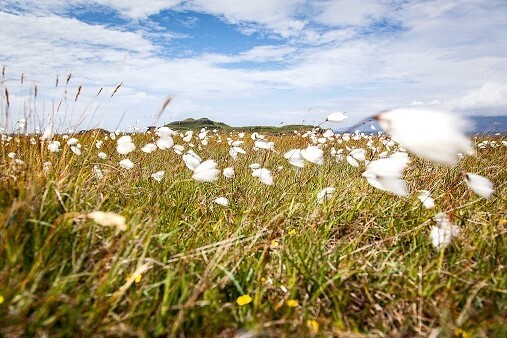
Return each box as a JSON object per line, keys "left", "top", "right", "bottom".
{"left": 166, "top": 118, "right": 229, "bottom": 130}
{"left": 165, "top": 118, "right": 315, "bottom": 133}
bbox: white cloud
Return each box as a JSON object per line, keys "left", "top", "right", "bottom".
{"left": 92, "top": 0, "right": 181, "bottom": 19}
{"left": 1, "top": 0, "right": 182, "bottom": 18}
{"left": 299, "top": 27, "right": 357, "bottom": 46}
{"left": 238, "top": 45, "right": 296, "bottom": 62}
{"left": 314, "top": 0, "right": 388, "bottom": 27}
{"left": 181, "top": 0, "right": 308, "bottom": 38}
{"left": 0, "top": 12, "right": 153, "bottom": 56}
{"left": 457, "top": 83, "right": 507, "bottom": 111}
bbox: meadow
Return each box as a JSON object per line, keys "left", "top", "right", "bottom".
{"left": 0, "top": 120, "right": 506, "bottom": 337}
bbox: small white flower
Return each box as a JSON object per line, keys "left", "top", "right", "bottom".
{"left": 232, "top": 146, "right": 246, "bottom": 154}
{"left": 430, "top": 212, "right": 460, "bottom": 250}
{"left": 350, "top": 148, "right": 366, "bottom": 162}
{"left": 214, "top": 197, "right": 229, "bottom": 206}
{"left": 249, "top": 163, "right": 261, "bottom": 170}
{"left": 252, "top": 168, "right": 274, "bottom": 186}
{"left": 183, "top": 131, "right": 193, "bottom": 143}
{"left": 41, "top": 125, "right": 54, "bottom": 140}
{"left": 284, "top": 149, "right": 305, "bottom": 168}
{"left": 141, "top": 143, "right": 157, "bottom": 153}
{"left": 346, "top": 155, "right": 359, "bottom": 167}
{"left": 327, "top": 112, "right": 347, "bottom": 123}
{"left": 317, "top": 187, "right": 336, "bottom": 204}
{"left": 8, "top": 152, "right": 16, "bottom": 159}
{"left": 16, "top": 118, "right": 26, "bottom": 129}
{"left": 156, "top": 137, "right": 174, "bottom": 150}
{"left": 119, "top": 159, "right": 134, "bottom": 170}
{"left": 229, "top": 148, "right": 238, "bottom": 159}
{"left": 301, "top": 146, "right": 324, "bottom": 165}
{"left": 88, "top": 211, "right": 127, "bottom": 231}
{"left": 362, "top": 156, "right": 409, "bottom": 196}
{"left": 223, "top": 167, "right": 235, "bottom": 178}
{"left": 48, "top": 140, "right": 61, "bottom": 153}
{"left": 183, "top": 151, "right": 202, "bottom": 171}
{"left": 323, "top": 129, "right": 334, "bottom": 138}
{"left": 418, "top": 190, "right": 435, "bottom": 209}
{"left": 375, "top": 109, "right": 474, "bottom": 165}
{"left": 463, "top": 173, "right": 494, "bottom": 198}
{"left": 66, "top": 138, "right": 79, "bottom": 146}
{"left": 254, "top": 139, "right": 274, "bottom": 150}
{"left": 192, "top": 159, "right": 220, "bottom": 182}
{"left": 117, "top": 136, "right": 135, "bottom": 155}
{"left": 98, "top": 152, "right": 108, "bottom": 159}
{"left": 173, "top": 144, "right": 185, "bottom": 154}
{"left": 251, "top": 132, "right": 264, "bottom": 140}
{"left": 93, "top": 165, "right": 104, "bottom": 179}
{"left": 151, "top": 171, "right": 165, "bottom": 182}
{"left": 70, "top": 146, "right": 81, "bottom": 155}
{"left": 156, "top": 126, "right": 176, "bottom": 138}
{"left": 198, "top": 130, "right": 208, "bottom": 140}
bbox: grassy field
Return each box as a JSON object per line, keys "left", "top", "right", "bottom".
{"left": 0, "top": 128, "right": 506, "bottom": 337}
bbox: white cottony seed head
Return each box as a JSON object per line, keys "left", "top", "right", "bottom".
{"left": 430, "top": 212, "right": 460, "bottom": 250}
{"left": 463, "top": 173, "right": 494, "bottom": 198}
{"left": 252, "top": 168, "right": 274, "bottom": 186}
{"left": 192, "top": 160, "right": 220, "bottom": 182}
{"left": 362, "top": 156, "right": 409, "bottom": 196}
{"left": 376, "top": 109, "right": 474, "bottom": 165}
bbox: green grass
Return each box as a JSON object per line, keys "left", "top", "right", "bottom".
{"left": 0, "top": 131, "right": 506, "bottom": 337}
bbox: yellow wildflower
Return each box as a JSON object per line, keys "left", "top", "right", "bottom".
{"left": 236, "top": 294, "right": 252, "bottom": 306}
{"left": 288, "top": 229, "right": 296, "bottom": 235}
{"left": 454, "top": 328, "right": 470, "bottom": 338}
{"left": 0, "top": 295, "right": 4, "bottom": 304}
{"left": 286, "top": 299, "right": 299, "bottom": 307}
{"left": 307, "top": 319, "right": 319, "bottom": 334}
{"left": 126, "top": 272, "right": 142, "bottom": 284}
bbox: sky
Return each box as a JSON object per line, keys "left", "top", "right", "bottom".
{"left": 1, "top": 0, "right": 507, "bottom": 132}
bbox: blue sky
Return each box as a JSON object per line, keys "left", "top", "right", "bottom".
{"left": 1, "top": 0, "right": 507, "bottom": 131}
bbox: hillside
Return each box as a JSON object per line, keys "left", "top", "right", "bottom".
{"left": 337, "top": 115, "right": 507, "bottom": 134}
{"left": 166, "top": 118, "right": 315, "bottom": 133}
{"left": 468, "top": 115, "right": 507, "bottom": 134}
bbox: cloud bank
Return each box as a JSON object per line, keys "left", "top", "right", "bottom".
{"left": 1, "top": 0, "right": 506, "bottom": 131}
